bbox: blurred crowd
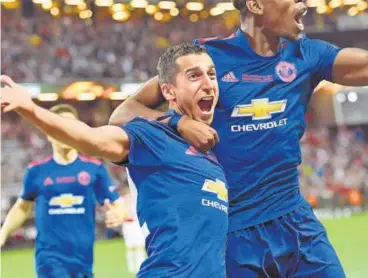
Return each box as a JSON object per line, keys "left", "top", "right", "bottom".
{"left": 1, "top": 10, "right": 230, "bottom": 83}
{"left": 300, "top": 125, "right": 368, "bottom": 200}
{"left": 3, "top": 8, "right": 367, "bottom": 83}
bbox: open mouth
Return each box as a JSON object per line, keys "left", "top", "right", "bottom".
{"left": 198, "top": 96, "right": 214, "bottom": 113}
{"left": 294, "top": 7, "right": 308, "bottom": 31}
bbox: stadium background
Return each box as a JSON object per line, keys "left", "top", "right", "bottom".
{"left": 1, "top": 0, "right": 368, "bottom": 277}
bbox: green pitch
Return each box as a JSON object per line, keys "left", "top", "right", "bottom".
{"left": 322, "top": 213, "right": 368, "bottom": 278}
{"left": 1, "top": 213, "right": 367, "bottom": 278}
{"left": 1, "top": 239, "right": 134, "bottom": 278}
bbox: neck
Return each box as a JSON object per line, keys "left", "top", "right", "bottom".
{"left": 53, "top": 148, "right": 78, "bottom": 165}
{"left": 169, "top": 102, "right": 187, "bottom": 117}
{"left": 240, "top": 14, "right": 280, "bottom": 57}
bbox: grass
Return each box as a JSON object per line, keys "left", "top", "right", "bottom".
{"left": 1, "top": 239, "right": 134, "bottom": 278}
{"left": 1, "top": 213, "right": 367, "bottom": 278}
{"left": 322, "top": 213, "right": 368, "bottom": 278}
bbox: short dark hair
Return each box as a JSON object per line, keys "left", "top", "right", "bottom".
{"left": 49, "top": 104, "right": 79, "bottom": 119}
{"left": 157, "top": 43, "right": 208, "bottom": 85}
{"left": 232, "top": 0, "right": 247, "bottom": 13}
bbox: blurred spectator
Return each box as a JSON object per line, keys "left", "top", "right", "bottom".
{"left": 300, "top": 125, "right": 368, "bottom": 200}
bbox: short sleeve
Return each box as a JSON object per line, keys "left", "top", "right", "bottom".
{"left": 20, "top": 168, "right": 39, "bottom": 201}
{"left": 121, "top": 119, "right": 168, "bottom": 167}
{"left": 93, "top": 164, "right": 119, "bottom": 205}
{"left": 302, "top": 38, "right": 342, "bottom": 83}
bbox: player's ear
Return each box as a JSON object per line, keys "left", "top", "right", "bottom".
{"left": 161, "top": 83, "right": 176, "bottom": 102}
{"left": 246, "top": 0, "right": 263, "bottom": 15}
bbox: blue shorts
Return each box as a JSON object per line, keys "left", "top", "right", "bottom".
{"left": 36, "top": 261, "right": 93, "bottom": 278}
{"left": 226, "top": 205, "right": 345, "bottom": 278}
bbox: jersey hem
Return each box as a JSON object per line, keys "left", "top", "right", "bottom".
{"left": 228, "top": 198, "right": 309, "bottom": 233}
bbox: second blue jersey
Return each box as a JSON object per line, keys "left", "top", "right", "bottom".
{"left": 20, "top": 155, "right": 119, "bottom": 272}
{"left": 121, "top": 118, "right": 228, "bottom": 278}
{"left": 195, "top": 29, "right": 341, "bottom": 232}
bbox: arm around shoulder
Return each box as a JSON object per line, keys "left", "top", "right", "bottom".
{"left": 109, "top": 76, "right": 166, "bottom": 126}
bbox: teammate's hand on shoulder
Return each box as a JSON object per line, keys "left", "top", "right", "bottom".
{"left": 1, "top": 75, "right": 35, "bottom": 113}
{"left": 177, "top": 116, "right": 219, "bottom": 153}
{"left": 103, "top": 199, "right": 125, "bottom": 228}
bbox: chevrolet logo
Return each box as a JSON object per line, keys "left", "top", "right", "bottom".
{"left": 202, "top": 179, "right": 228, "bottom": 202}
{"left": 49, "top": 194, "right": 84, "bottom": 208}
{"left": 232, "top": 98, "right": 287, "bottom": 120}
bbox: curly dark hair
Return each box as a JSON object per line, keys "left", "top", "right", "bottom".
{"left": 232, "top": 0, "right": 247, "bottom": 13}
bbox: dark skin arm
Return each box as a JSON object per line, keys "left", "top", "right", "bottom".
{"left": 332, "top": 48, "right": 368, "bottom": 86}
{"left": 109, "top": 76, "right": 165, "bottom": 125}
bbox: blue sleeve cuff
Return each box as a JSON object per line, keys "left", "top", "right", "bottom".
{"left": 167, "top": 110, "right": 183, "bottom": 131}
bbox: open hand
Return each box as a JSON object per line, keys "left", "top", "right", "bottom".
{"left": 1, "top": 75, "right": 35, "bottom": 113}
{"left": 104, "top": 199, "right": 125, "bottom": 228}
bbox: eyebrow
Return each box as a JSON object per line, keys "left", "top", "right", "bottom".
{"left": 185, "top": 64, "right": 216, "bottom": 74}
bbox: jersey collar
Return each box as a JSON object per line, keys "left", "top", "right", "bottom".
{"left": 235, "top": 28, "right": 283, "bottom": 60}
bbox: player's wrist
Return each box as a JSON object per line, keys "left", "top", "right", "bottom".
{"left": 176, "top": 115, "right": 190, "bottom": 135}
{"left": 157, "top": 109, "right": 184, "bottom": 131}
{"left": 167, "top": 110, "right": 183, "bottom": 131}
{"left": 17, "top": 100, "right": 36, "bottom": 115}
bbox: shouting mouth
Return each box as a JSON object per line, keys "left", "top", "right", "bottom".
{"left": 198, "top": 96, "right": 214, "bottom": 114}
{"left": 294, "top": 7, "right": 308, "bottom": 31}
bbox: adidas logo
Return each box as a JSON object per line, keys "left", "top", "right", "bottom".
{"left": 221, "top": 72, "right": 238, "bottom": 82}
{"left": 43, "top": 177, "right": 54, "bottom": 186}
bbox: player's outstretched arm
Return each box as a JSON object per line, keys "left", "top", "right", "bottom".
{"left": 109, "top": 76, "right": 165, "bottom": 126}
{"left": 109, "top": 76, "right": 219, "bottom": 152}
{"left": 333, "top": 48, "right": 368, "bottom": 86}
{"left": 1, "top": 75, "right": 130, "bottom": 163}
{"left": 0, "top": 199, "right": 33, "bottom": 247}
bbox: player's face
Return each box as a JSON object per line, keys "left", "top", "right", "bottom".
{"left": 47, "top": 112, "right": 77, "bottom": 151}
{"left": 260, "top": 0, "right": 307, "bottom": 40}
{"left": 171, "top": 53, "right": 219, "bottom": 125}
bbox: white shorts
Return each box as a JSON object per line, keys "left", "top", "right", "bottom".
{"left": 122, "top": 220, "right": 146, "bottom": 248}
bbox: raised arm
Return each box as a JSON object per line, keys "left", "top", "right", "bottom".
{"left": 1, "top": 75, "right": 129, "bottom": 163}
{"left": 109, "top": 76, "right": 165, "bottom": 126}
{"left": 332, "top": 48, "right": 368, "bottom": 86}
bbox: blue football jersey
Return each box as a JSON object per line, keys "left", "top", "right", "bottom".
{"left": 121, "top": 118, "right": 228, "bottom": 278}
{"left": 195, "top": 29, "right": 342, "bottom": 232}
{"left": 20, "top": 155, "right": 119, "bottom": 272}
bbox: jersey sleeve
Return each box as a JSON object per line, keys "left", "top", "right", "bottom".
{"left": 302, "top": 38, "right": 342, "bottom": 83}
{"left": 19, "top": 167, "right": 39, "bottom": 201}
{"left": 93, "top": 164, "right": 119, "bottom": 205}
{"left": 119, "top": 119, "right": 168, "bottom": 167}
